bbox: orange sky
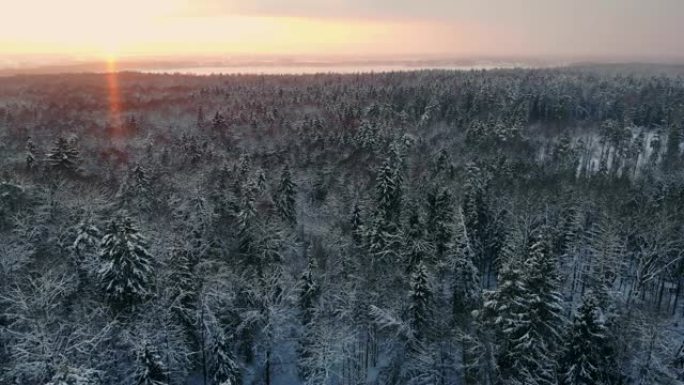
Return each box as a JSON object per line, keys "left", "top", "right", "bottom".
{"left": 0, "top": 0, "right": 682, "bottom": 61}
{"left": 0, "top": 0, "right": 473, "bottom": 60}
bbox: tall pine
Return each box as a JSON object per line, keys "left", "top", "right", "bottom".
{"left": 98, "top": 216, "right": 155, "bottom": 310}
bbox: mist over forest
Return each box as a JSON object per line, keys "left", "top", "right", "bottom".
{"left": 1, "top": 65, "right": 684, "bottom": 385}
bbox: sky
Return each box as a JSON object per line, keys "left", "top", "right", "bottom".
{"left": 0, "top": 0, "right": 683, "bottom": 62}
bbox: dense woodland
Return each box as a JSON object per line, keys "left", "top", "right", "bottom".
{"left": 1, "top": 66, "right": 684, "bottom": 385}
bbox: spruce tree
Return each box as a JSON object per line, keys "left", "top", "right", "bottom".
{"left": 408, "top": 260, "right": 432, "bottom": 342}
{"left": 46, "top": 136, "right": 79, "bottom": 174}
{"left": 25, "top": 136, "right": 36, "bottom": 170}
{"left": 350, "top": 202, "right": 364, "bottom": 246}
{"left": 169, "top": 242, "right": 199, "bottom": 330}
{"left": 425, "top": 186, "right": 453, "bottom": 261}
{"left": 98, "top": 216, "right": 155, "bottom": 309}
{"left": 136, "top": 342, "right": 167, "bottom": 385}
{"left": 297, "top": 255, "right": 320, "bottom": 381}
{"left": 366, "top": 156, "right": 403, "bottom": 263}
{"left": 212, "top": 111, "right": 227, "bottom": 131}
{"left": 211, "top": 332, "right": 241, "bottom": 385}
{"left": 525, "top": 229, "right": 566, "bottom": 355}
{"left": 452, "top": 221, "right": 480, "bottom": 318}
{"left": 275, "top": 165, "right": 297, "bottom": 224}
{"left": 481, "top": 261, "right": 532, "bottom": 384}
{"left": 561, "top": 293, "right": 609, "bottom": 385}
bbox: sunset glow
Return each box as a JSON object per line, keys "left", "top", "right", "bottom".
{"left": 0, "top": 0, "right": 466, "bottom": 60}
{"left": 105, "top": 57, "right": 122, "bottom": 129}
{"left": 1, "top": 0, "right": 683, "bottom": 63}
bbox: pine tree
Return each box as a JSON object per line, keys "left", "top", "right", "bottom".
{"left": 375, "top": 156, "right": 402, "bottom": 224}
{"left": 26, "top": 136, "right": 36, "bottom": 170}
{"left": 136, "top": 342, "right": 167, "bottom": 385}
{"left": 425, "top": 186, "right": 453, "bottom": 261}
{"left": 481, "top": 261, "right": 531, "bottom": 384}
{"left": 525, "top": 230, "right": 565, "bottom": 355}
{"left": 462, "top": 163, "right": 500, "bottom": 272}
{"left": 663, "top": 124, "right": 682, "bottom": 170}
{"left": 298, "top": 255, "right": 319, "bottom": 327}
{"left": 405, "top": 202, "right": 429, "bottom": 274}
{"left": 452, "top": 219, "right": 480, "bottom": 318}
{"left": 561, "top": 293, "right": 609, "bottom": 385}
{"left": 46, "top": 136, "right": 80, "bottom": 174}
{"left": 72, "top": 216, "right": 101, "bottom": 287}
{"left": 212, "top": 111, "right": 227, "bottom": 131}
{"left": 211, "top": 332, "right": 241, "bottom": 385}
{"left": 484, "top": 229, "right": 565, "bottom": 385}
{"left": 197, "top": 106, "right": 206, "bottom": 129}
{"left": 275, "top": 165, "right": 297, "bottom": 224}
{"left": 297, "top": 255, "right": 320, "bottom": 381}
{"left": 169, "top": 242, "right": 200, "bottom": 330}
{"left": 366, "top": 156, "right": 404, "bottom": 263}
{"left": 350, "top": 202, "right": 364, "bottom": 245}
{"left": 408, "top": 260, "right": 432, "bottom": 342}
{"left": 98, "top": 216, "right": 155, "bottom": 309}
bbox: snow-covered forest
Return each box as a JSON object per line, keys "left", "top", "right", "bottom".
{"left": 1, "top": 66, "right": 684, "bottom": 385}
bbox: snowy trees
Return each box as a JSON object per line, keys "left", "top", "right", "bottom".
{"left": 481, "top": 229, "right": 565, "bottom": 385}
{"left": 210, "top": 332, "right": 241, "bottom": 385}
{"left": 365, "top": 153, "right": 404, "bottom": 263}
{"left": 297, "top": 255, "right": 321, "bottom": 382}
{"left": 275, "top": 165, "right": 297, "bottom": 224}
{"left": 45, "top": 364, "right": 100, "bottom": 385}
{"left": 98, "top": 216, "right": 155, "bottom": 310}
{"left": 46, "top": 136, "right": 80, "bottom": 174}
{"left": 4, "top": 69, "right": 684, "bottom": 385}
{"left": 26, "top": 136, "right": 37, "bottom": 170}
{"left": 136, "top": 342, "right": 167, "bottom": 385}
{"left": 408, "top": 260, "right": 433, "bottom": 342}
{"left": 462, "top": 163, "right": 501, "bottom": 280}
{"left": 560, "top": 293, "right": 610, "bottom": 385}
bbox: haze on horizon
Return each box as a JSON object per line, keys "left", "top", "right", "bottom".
{"left": 1, "top": 0, "right": 683, "bottom": 66}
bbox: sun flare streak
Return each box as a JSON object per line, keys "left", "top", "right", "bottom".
{"left": 106, "top": 57, "right": 122, "bottom": 133}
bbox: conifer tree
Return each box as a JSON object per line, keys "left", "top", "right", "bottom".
{"left": 462, "top": 163, "right": 500, "bottom": 271}
{"left": 212, "top": 111, "right": 227, "bottom": 131}
{"left": 169, "top": 242, "right": 200, "bottom": 329}
{"left": 425, "top": 186, "right": 453, "bottom": 261}
{"left": 210, "top": 332, "right": 241, "bottom": 385}
{"left": 452, "top": 220, "right": 480, "bottom": 318}
{"left": 481, "top": 261, "right": 531, "bottom": 384}
{"left": 366, "top": 156, "right": 403, "bottom": 263}
{"left": 525, "top": 229, "right": 566, "bottom": 355}
{"left": 46, "top": 136, "right": 80, "bottom": 174}
{"left": 408, "top": 260, "right": 432, "bottom": 342}
{"left": 72, "top": 215, "right": 101, "bottom": 287}
{"left": 375, "top": 156, "right": 402, "bottom": 224}
{"left": 485, "top": 229, "right": 565, "bottom": 385}
{"left": 136, "top": 342, "right": 167, "bottom": 385}
{"left": 350, "top": 202, "right": 364, "bottom": 246}
{"left": 297, "top": 255, "right": 320, "bottom": 381}
{"left": 561, "top": 293, "right": 609, "bottom": 385}
{"left": 275, "top": 165, "right": 297, "bottom": 224}
{"left": 98, "top": 216, "right": 155, "bottom": 309}
{"left": 405, "top": 202, "right": 429, "bottom": 274}
{"left": 26, "top": 136, "right": 36, "bottom": 170}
